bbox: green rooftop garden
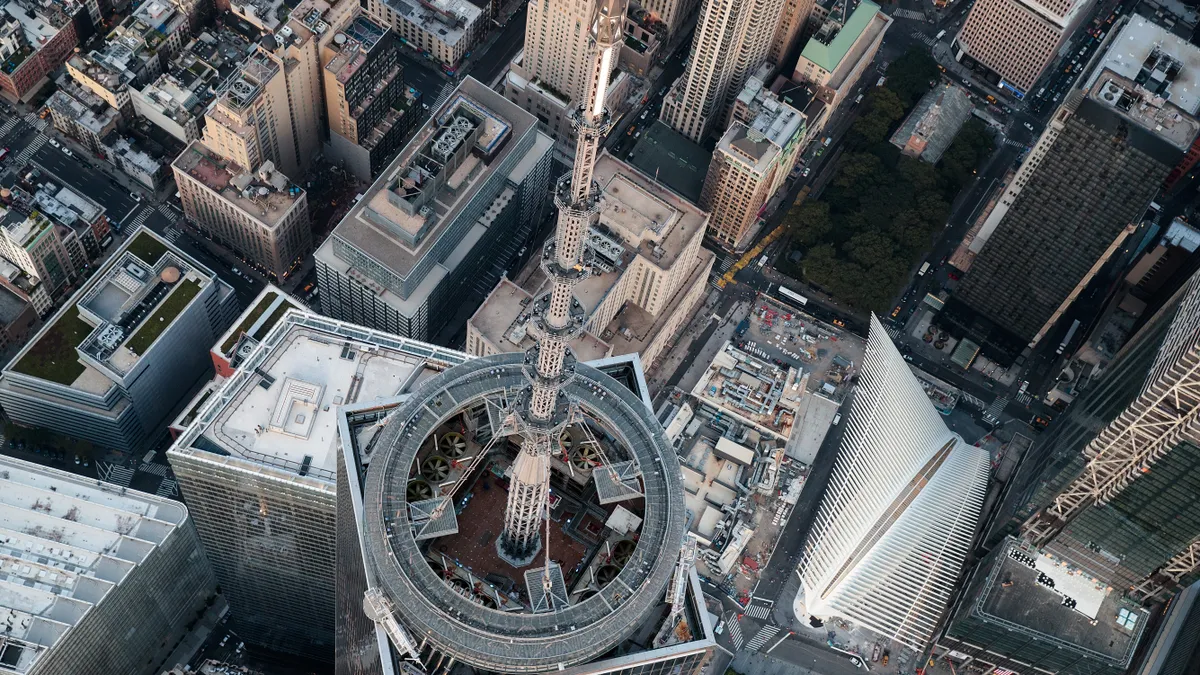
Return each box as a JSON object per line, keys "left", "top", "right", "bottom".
{"left": 221, "top": 292, "right": 278, "bottom": 354}
{"left": 126, "top": 279, "right": 201, "bottom": 355}
{"left": 127, "top": 230, "right": 168, "bottom": 266}
{"left": 12, "top": 305, "right": 91, "bottom": 385}
{"left": 253, "top": 301, "right": 295, "bottom": 341}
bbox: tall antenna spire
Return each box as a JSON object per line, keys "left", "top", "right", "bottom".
{"left": 495, "top": 0, "right": 628, "bottom": 566}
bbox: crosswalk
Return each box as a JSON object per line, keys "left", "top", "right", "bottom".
{"left": 430, "top": 83, "right": 454, "bottom": 112}
{"left": 139, "top": 462, "right": 171, "bottom": 477}
{"left": 885, "top": 324, "right": 902, "bottom": 340}
{"left": 726, "top": 615, "right": 744, "bottom": 649}
{"left": 983, "top": 395, "right": 1009, "bottom": 423}
{"left": 895, "top": 8, "right": 929, "bottom": 21}
{"left": 125, "top": 207, "right": 153, "bottom": 232}
{"left": 24, "top": 112, "right": 48, "bottom": 132}
{"left": 745, "top": 624, "right": 781, "bottom": 652}
{"left": 14, "top": 135, "right": 46, "bottom": 165}
{"left": 718, "top": 255, "right": 735, "bottom": 273}
{"left": 909, "top": 29, "right": 937, "bottom": 46}
{"left": 156, "top": 478, "right": 179, "bottom": 498}
{"left": 1016, "top": 391, "right": 1033, "bottom": 406}
{"left": 163, "top": 226, "right": 183, "bottom": 243}
{"left": 0, "top": 116, "right": 19, "bottom": 138}
{"left": 1003, "top": 138, "right": 1027, "bottom": 148}
{"left": 157, "top": 203, "right": 177, "bottom": 220}
{"left": 97, "top": 461, "right": 135, "bottom": 488}
{"left": 746, "top": 603, "right": 772, "bottom": 620}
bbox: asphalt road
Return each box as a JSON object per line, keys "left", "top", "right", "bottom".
{"left": 469, "top": 4, "right": 529, "bottom": 88}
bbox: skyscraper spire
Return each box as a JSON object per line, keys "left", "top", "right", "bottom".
{"left": 496, "top": 0, "right": 627, "bottom": 565}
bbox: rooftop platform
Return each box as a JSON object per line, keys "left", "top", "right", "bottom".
{"left": 0, "top": 455, "right": 187, "bottom": 674}
{"left": 627, "top": 121, "right": 711, "bottom": 204}
{"left": 173, "top": 142, "right": 305, "bottom": 228}
{"left": 691, "top": 342, "right": 802, "bottom": 440}
{"left": 382, "top": 0, "right": 480, "bottom": 48}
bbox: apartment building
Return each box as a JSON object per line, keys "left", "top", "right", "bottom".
{"left": 0, "top": 187, "right": 79, "bottom": 300}
{"left": 769, "top": 0, "right": 815, "bottom": 66}
{"left": 173, "top": 142, "right": 312, "bottom": 279}
{"left": 954, "top": 0, "right": 1095, "bottom": 96}
{"left": 701, "top": 68, "right": 807, "bottom": 250}
{"left": 793, "top": 0, "right": 891, "bottom": 109}
{"left": 46, "top": 82, "right": 122, "bottom": 157}
{"left": 0, "top": 456, "right": 217, "bottom": 675}
{"left": 131, "top": 72, "right": 205, "bottom": 143}
{"left": 322, "top": 9, "right": 420, "bottom": 180}
{"left": 6, "top": 163, "right": 111, "bottom": 273}
{"left": 0, "top": 229, "right": 238, "bottom": 453}
{"left": 66, "top": 49, "right": 137, "bottom": 116}
{"left": 660, "top": 0, "right": 787, "bottom": 142}
{"left": 949, "top": 15, "right": 1199, "bottom": 358}
{"left": 365, "top": 0, "right": 483, "bottom": 72}
{"left": 315, "top": 77, "right": 553, "bottom": 343}
{"left": 467, "top": 151, "right": 714, "bottom": 372}
{"left": 0, "top": 0, "right": 80, "bottom": 101}
{"left": 636, "top": 0, "right": 700, "bottom": 37}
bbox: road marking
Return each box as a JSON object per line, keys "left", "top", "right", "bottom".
{"left": 14, "top": 135, "right": 46, "bottom": 164}
{"left": 156, "top": 478, "right": 179, "bottom": 498}
{"left": 746, "top": 603, "right": 772, "bottom": 619}
{"left": 726, "top": 615, "right": 744, "bottom": 650}
{"left": 984, "top": 395, "right": 1010, "bottom": 423}
{"left": 745, "top": 624, "right": 781, "bottom": 652}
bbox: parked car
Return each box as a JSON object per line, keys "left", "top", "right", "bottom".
{"left": 48, "top": 138, "right": 60, "bottom": 148}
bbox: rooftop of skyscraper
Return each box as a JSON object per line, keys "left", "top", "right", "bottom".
{"left": 169, "top": 310, "right": 467, "bottom": 487}
{"left": 1082, "top": 14, "right": 1200, "bottom": 151}
{"left": 2, "top": 229, "right": 224, "bottom": 386}
{"left": 324, "top": 11, "right": 388, "bottom": 84}
{"left": 0, "top": 455, "right": 192, "bottom": 674}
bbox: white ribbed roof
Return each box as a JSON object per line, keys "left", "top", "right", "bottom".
{"left": 797, "top": 315, "right": 989, "bottom": 649}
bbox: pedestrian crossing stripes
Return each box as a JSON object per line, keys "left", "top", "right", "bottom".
{"left": 983, "top": 395, "right": 1009, "bottom": 423}
{"left": 0, "top": 116, "right": 18, "bottom": 138}
{"left": 431, "top": 83, "right": 454, "bottom": 112}
{"left": 718, "top": 256, "right": 735, "bottom": 273}
{"left": 1003, "top": 138, "right": 1027, "bottom": 148}
{"left": 158, "top": 203, "right": 176, "bottom": 219}
{"left": 895, "top": 8, "right": 928, "bottom": 20}
{"left": 909, "top": 30, "right": 936, "bottom": 46}
{"left": 726, "top": 615, "right": 744, "bottom": 650}
{"left": 163, "top": 226, "right": 182, "bottom": 243}
{"left": 140, "top": 462, "right": 171, "bottom": 477}
{"left": 156, "top": 478, "right": 179, "bottom": 498}
{"left": 23, "top": 113, "right": 47, "bottom": 132}
{"left": 1016, "top": 391, "right": 1033, "bottom": 406}
{"left": 14, "top": 135, "right": 45, "bottom": 165}
{"left": 745, "top": 624, "right": 781, "bottom": 652}
{"left": 885, "top": 324, "right": 902, "bottom": 340}
{"left": 126, "top": 207, "right": 152, "bottom": 232}
{"left": 746, "top": 603, "right": 771, "bottom": 619}
{"left": 98, "top": 462, "right": 135, "bottom": 488}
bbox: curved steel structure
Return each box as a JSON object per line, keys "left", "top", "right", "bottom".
{"left": 361, "top": 353, "right": 686, "bottom": 672}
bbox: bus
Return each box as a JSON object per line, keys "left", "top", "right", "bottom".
{"left": 918, "top": 262, "right": 931, "bottom": 276}
{"left": 1056, "top": 319, "right": 1081, "bottom": 355}
{"left": 778, "top": 286, "right": 808, "bottom": 306}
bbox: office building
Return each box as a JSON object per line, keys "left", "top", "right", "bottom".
{"left": 0, "top": 0, "right": 80, "bottom": 102}
{"left": 365, "top": 0, "right": 483, "bottom": 73}
{"left": 315, "top": 76, "right": 553, "bottom": 343}
{"left": 467, "top": 150, "right": 714, "bottom": 372}
{"left": 131, "top": 72, "right": 205, "bottom": 143}
{"left": 660, "top": 0, "right": 787, "bottom": 142}
{"left": 0, "top": 455, "right": 217, "bottom": 675}
{"left": 792, "top": 0, "right": 891, "bottom": 109}
{"left": 4, "top": 163, "right": 111, "bottom": 274}
{"left": 173, "top": 142, "right": 311, "bottom": 279}
{"left": 506, "top": 0, "right": 633, "bottom": 157}
{"left": 890, "top": 83, "right": 974, "bottom": 163}
{"left": 166, "top": 308, "right": 469, "bottom": 661}
{"left": 935, "top": 268, "right": 1200, "bottom": 675}
{"left": 950, "top": 15, "right": 1200, "bottom": 358}
{"left": 769, "top": 0, "right": 815, "bottom": 66}
{"left": 322, "top": 9, "right": 420, "bottom": 181}
{"left": 619, "top": 4, "right": 666, "bottom": 78}
{"left": 46, "top": 79, "right": 122, "bottom": 157}
{"left": 954, "top": 0, "right": 1095, "bottom": 97}
{"left": 796, "top": 314, "right": 989, "bottom": 649}
{"left": 701, "top": 67, "right": 807, "bottom": 249}
{"left": 1135, "top": 579, "right": 1200, "bottom": 675}
{"left": 0, "top": 186, "right": 80, "bottom": 300}
{"left": 0, "top": 229, "right": 238, "bottom": 453}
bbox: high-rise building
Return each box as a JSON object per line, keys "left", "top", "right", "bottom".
{"left": 315, "top": 76, "right": 553, "bottom": 343}
{"left": 659, "top": 0, "right": 787, "bottom": 142}
{"left": 953, "top": 0, "right": 1095, "bottom": 97}
{"left": 0, "top": 186, "right": 80, "bottom": 301}
{"left": 466, "top": 150, "right": 715, "bottom": 372}
{"left": 791, "top": 0, "right": 891, "bottom": 110}
{"left": 173, "top": 143, "right": 312, "bottom": 279}
{"left": 506, "top": 0, "right": 633, "bottom": 157}
{"left": 796, "top": 314, "right": 989, "bottom": 649}
{"left": 701, "top": 66, "right": 807, "bottom": 250}
{"left": 768, "top": 0, "right": 814, "bottom": 66}
{"left": 1135, "top": 578, "right": 1200, "bottom": 675}
{"left": 0, "top": 455, "right": 217, "bottom": 675}
{"left": 0, "top": 229, "right": 239, "bottom": 452}
{"left": 0, "top": 0, "right": 80, "bottom": 102}
{"left": 4, "top": 162, "right": 111, "bottom": 277}
{"left": 322, "top": 9, "right": 419, "bottom": 181}
{"left": 935, "top": 267, "right": 1200, "bottom": 675}
{"left": 167, "top": 308, "right": 469, "bottom": 662}
{"left": 636, "top": 0, "right": 699, "bottom": 38}
{"left": 948, "top": 15, "right": 1200, "bottom": 360}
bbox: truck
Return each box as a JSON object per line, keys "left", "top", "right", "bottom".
{"left": 735, "top": 318, "right": 750, "bottom": 337}
{"left": 935, "top": 29, "right": 946, "bottom": 40}
{"left": 778, "top": 286, "right": 808, "bottom": 306}
{"left": 918, "top": 261, "right": 931, "bottom": 276}
{"left": 758, "top": 254, "right": 768, "bottom": 268}
{"left": 1056, "top": 319, "right": 1081, "bottom": 355}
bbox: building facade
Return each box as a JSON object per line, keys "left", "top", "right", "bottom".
{"left": 796, "top": 314, "right": 989, "bottom": 649}
{"left": 954, "top": 0, "right": 1094, "bottom": 96}
{"left": 47, "top": 78, "right": 122, "bottom": 156}
{"left": 0, "top": 0, "right": 80, "bottom": 101}
{"left": 0, "top": 228, "right": 239, "bottom": 453}
{"left": 365, "top": 0, "right": 483, "bottom": 72}
{"left": 792, "top": 0, "right": 891, "bottom": 109}
{"left": 174, "top": 143, "right": 311, "bottom": 279}
{"left": 768, "top": 0, "right": 814, "bottom": 66}
{"left": 951, "top": 16, "right": 1199, "bottom": 356}
{"left": 0, "top": 455, "right": 217, "bottom": 675}
{"left": 315, "top": 77, "right": 553, "bottom": 343}
{"left": 660, "top": 0, "right": 787, "bottom": 142}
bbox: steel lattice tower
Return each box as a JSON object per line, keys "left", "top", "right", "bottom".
{"left": 496, "top": 0, "right": 626, "bottom": 565}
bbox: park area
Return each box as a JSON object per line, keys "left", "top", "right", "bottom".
{"left": 777, "top": 49, "right": 995, "bottom": 312}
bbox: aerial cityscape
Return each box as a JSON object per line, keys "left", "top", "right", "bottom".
{"left": 1, "top": 0, "right": 1199, "bottom": 671}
